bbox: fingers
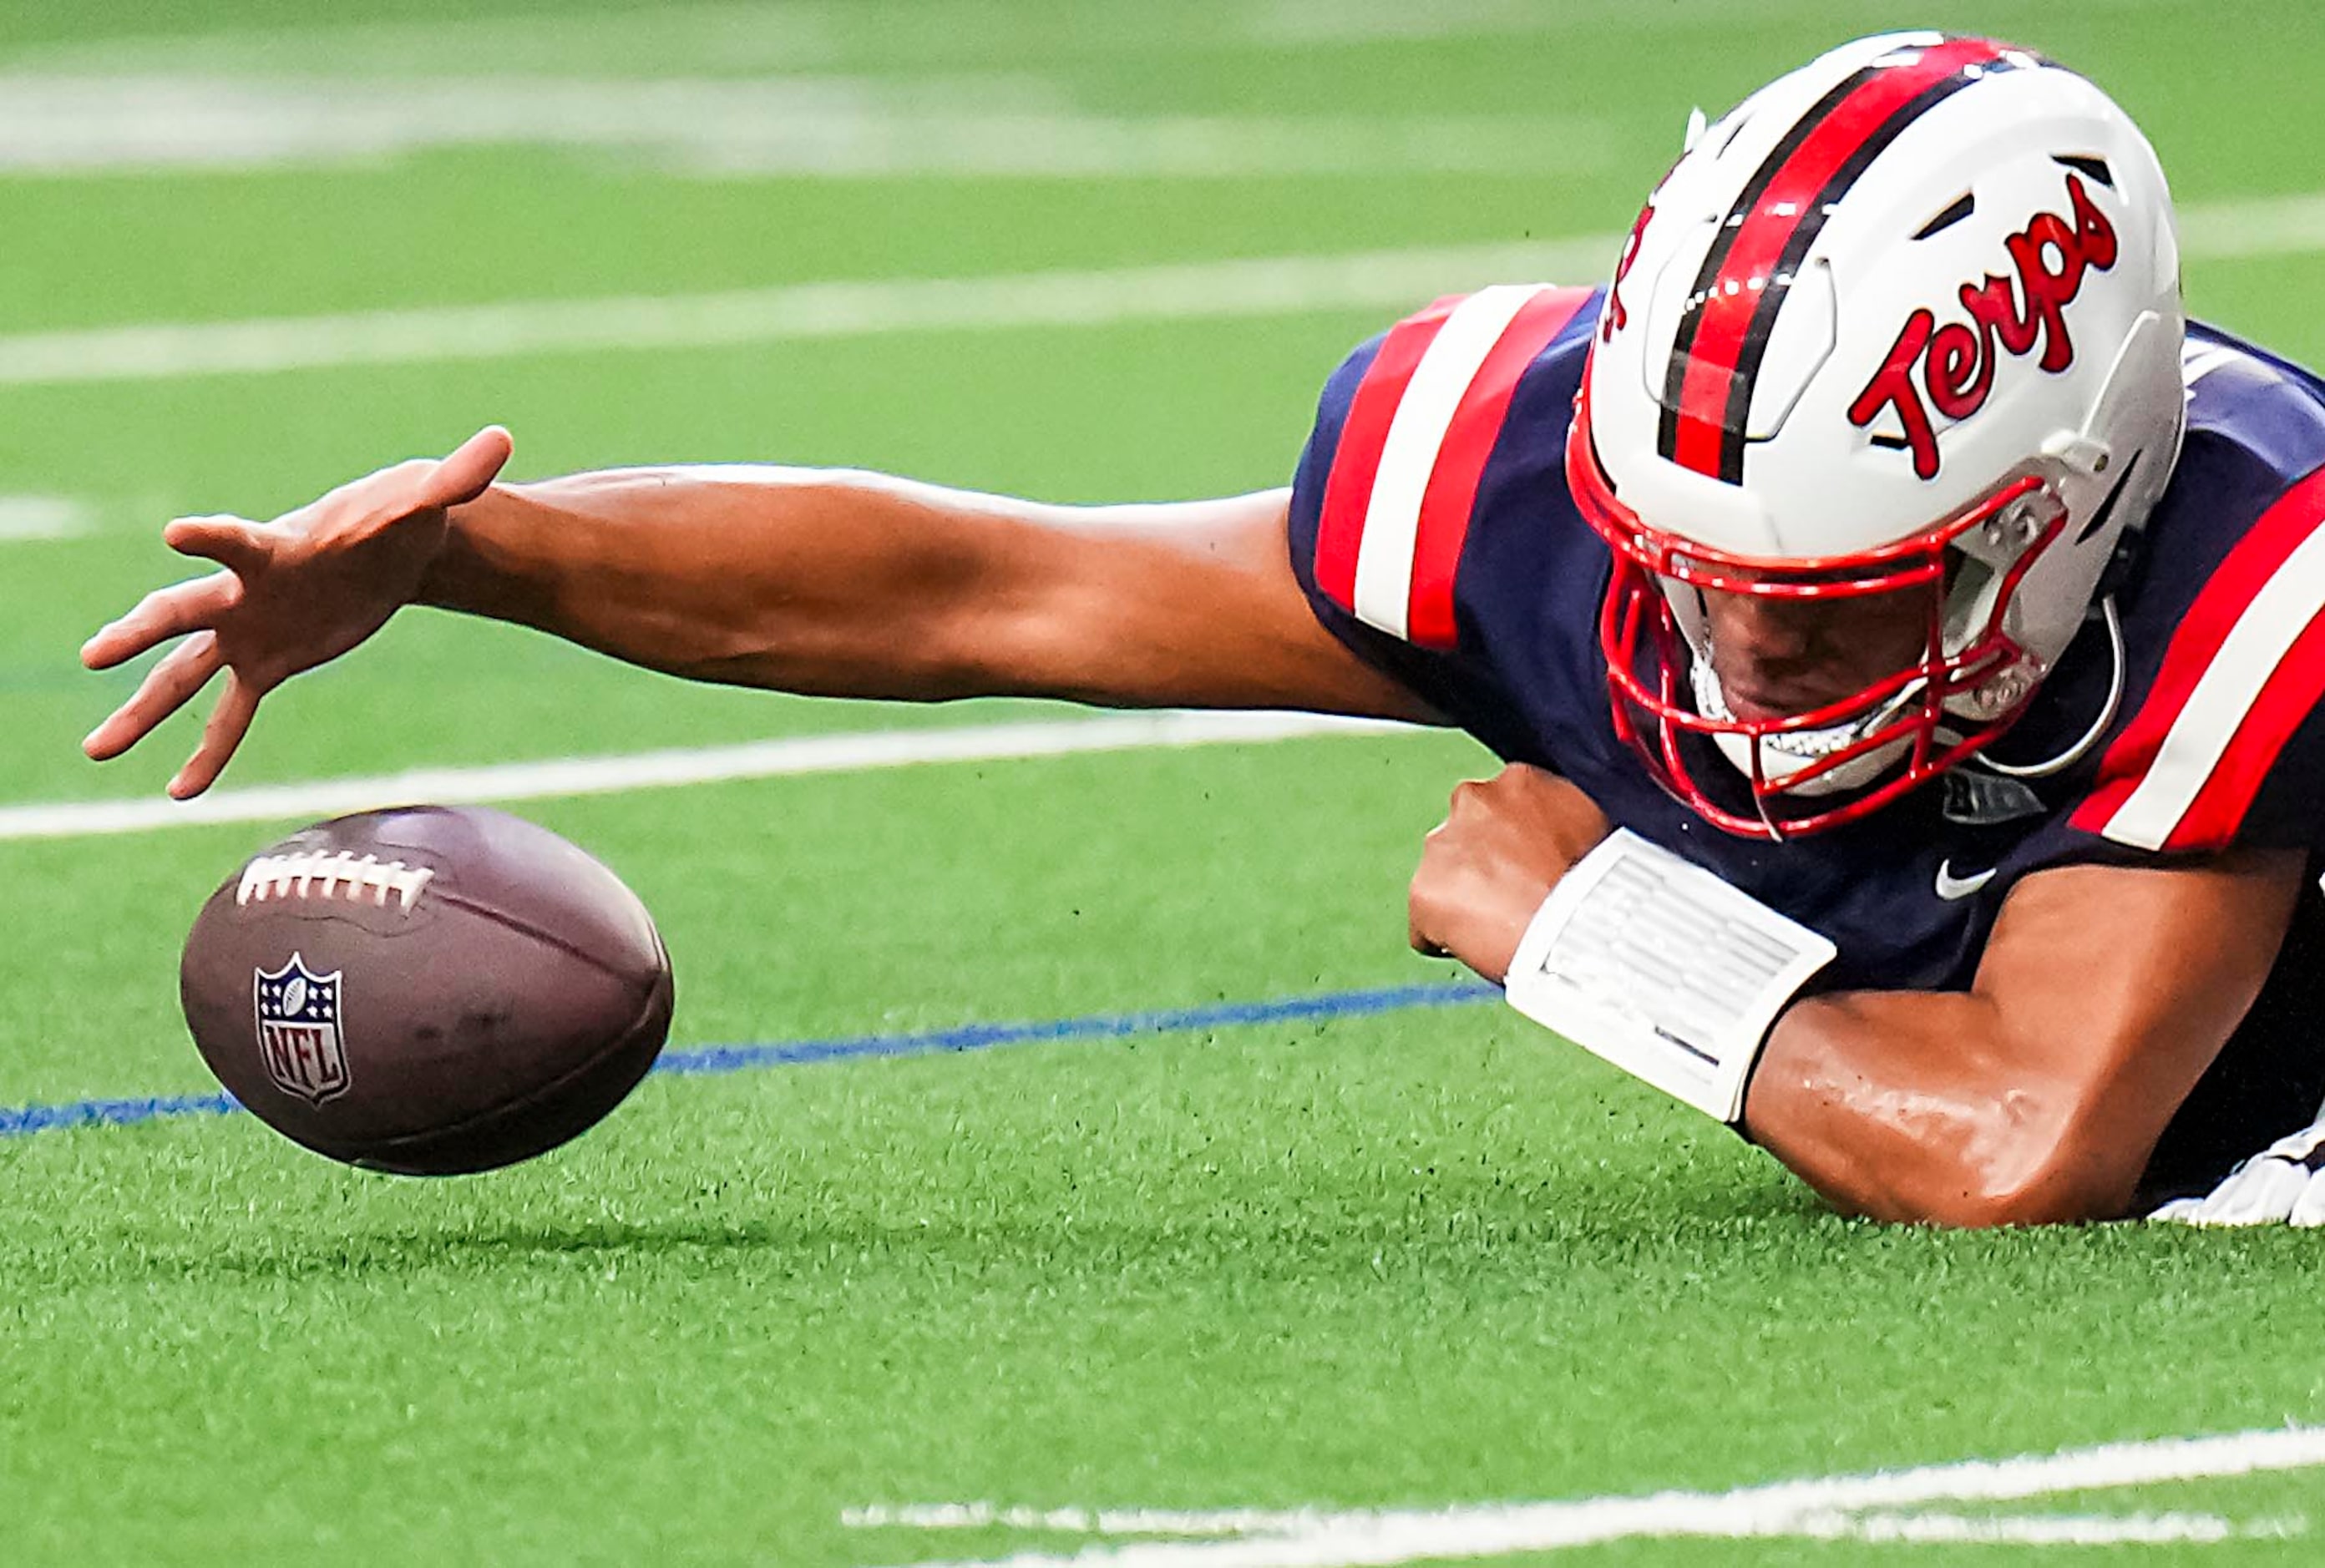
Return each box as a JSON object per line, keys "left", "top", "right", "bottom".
{"left": 169, "top": 670, "right": 261, "bottom": 799}
{"left": 84, "top": 633, "right": 224, "bottom": 761}
{"left": 424, "top": 425, "right": 514, "bottom": 509}
{"left": 81, "top": 569, "right": 243, "bottom": 670}
{"left": 2290, "top": 1171, "right": 2325, "bottom": 1227}
{"left": 162, "top": 513, "right": 272, "bottom": 578}
{"left": 1408, "top": 867, "right": 1453, "bottom": 960}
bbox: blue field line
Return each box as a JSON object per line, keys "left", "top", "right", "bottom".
{"left": 0, "top": 1089, "right": 243, "bottom": 1137}
{"left": 0, "top": 981, "right": 1499, "bottom": 1141}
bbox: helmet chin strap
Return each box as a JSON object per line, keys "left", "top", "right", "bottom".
{"left": 1978, "top": 595, "right": 2125, "bottom": 780}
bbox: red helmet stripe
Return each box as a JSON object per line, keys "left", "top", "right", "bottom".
{"left": 1314, "top": 296, "right": 1464, "bottom": 610}
{"left": 2074, "top": 464, "right": 2325, "bottom": 848}
{"left": 1659, "top": 37, "right": 2022, "bottom": 483}
{"left": 1404, "top": 286, "right": 1595, "bottom": 647}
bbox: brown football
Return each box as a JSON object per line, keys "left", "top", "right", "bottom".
{"left": 180, "top": 805, "right": 673, "bottom": 1175}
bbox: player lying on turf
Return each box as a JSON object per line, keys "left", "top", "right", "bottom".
{"left": 82, "top": 33, "right": 2325, "bottom": 1227}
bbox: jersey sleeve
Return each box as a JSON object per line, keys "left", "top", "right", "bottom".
{"left": 2065, "top": 462, "right": 2325, "bottom": 856}
{"left": 1284, "top": 285, "right": 1598, "bottom": 733}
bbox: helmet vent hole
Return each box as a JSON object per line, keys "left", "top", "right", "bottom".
{"left": 2054, "top": 154, "right": 2115, "bottom": 188}
{"left": 1868, "top": 430, "right": 1914, "bottom": 451}
{"left": 1948, "top": 555, "right": 2000, "bottom": 642}
{"left": 1715, "top": 112, "right": 1755, "bottom": 156}
{"left": 1912, "top": 192, "right": 1977, "bottom": 240}
{"left": 2074, "top": 448, "right": 2144, "bottom": 544}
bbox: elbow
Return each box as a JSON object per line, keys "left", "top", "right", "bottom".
{"left": 1750, "top": 995, "right": 2174, "bottom": 1229}
{"left": 1935, "top": 1167, "right": 2134, "bottom": 1229}
{"left": 1909, "top": 1103, "right": 2146, "bottom": 1228}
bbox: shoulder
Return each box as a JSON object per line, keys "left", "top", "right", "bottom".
{"left": 1289, "top": 285, "right": 1603, "bottom": 650}
{"left": 2181, "top": 321, "right": 2325, "bottom": 471}
{"left": 2064, "top": 324, "right": 2325, "bottom": 853}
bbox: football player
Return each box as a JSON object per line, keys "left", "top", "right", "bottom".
{"left": 82, "top": 34, "right": 2325, "bottom": 1227}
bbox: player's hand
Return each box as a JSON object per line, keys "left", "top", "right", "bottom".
{"left": 80, "top": 427, "right": 514, "bottom": 798}
{"left": 2149, "top": 1118, "right": 2325, "bottom": 1227}
{"left": 1408, "top": 763, "right": 1612, "bottom": 984}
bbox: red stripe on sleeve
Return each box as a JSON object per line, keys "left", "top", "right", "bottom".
{"left": 1669, "top": 37, "right": 2006, "bottom": 477}
{"left": 1403, "top": 287, "right": 1595, "bottom": 650}
{"left": 1313, "top": 296, "right": 1462, "bottom": 611}
{"left": 2071, "top": 465, "right": 2325, "bottom": 835}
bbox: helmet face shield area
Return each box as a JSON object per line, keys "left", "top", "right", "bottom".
{"left": 1568, "top": 408, "right": 2063, "bottom": 839}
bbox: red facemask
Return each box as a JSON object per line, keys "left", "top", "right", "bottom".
{"left": 1565, "top": 387, "right": 2065, "bottom": 839}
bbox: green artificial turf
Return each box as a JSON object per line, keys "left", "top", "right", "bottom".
{"left": 4, "top": 2, "right": 2325, "bottom": 1563}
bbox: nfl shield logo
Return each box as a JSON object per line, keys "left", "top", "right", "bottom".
{"left": 253, "top": 953, "right": 351, "bottom": 1105}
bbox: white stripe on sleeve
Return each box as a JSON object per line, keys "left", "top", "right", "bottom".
{"left": 2100, "top": 519, "right": 2325, "bottom": 849}
{"left": 1349, "top": 283, "right": 1544, "bottom": 640}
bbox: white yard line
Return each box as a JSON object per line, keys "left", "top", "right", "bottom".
{"left": 0, "top": 238, "right": 1619, "bottom": 387}
{"left": 839, "top": 1501, "right": 2267, "bottom": 1545}
{"left": 0, "top": 711, "right": 1413, "bottom": 842}
{"left": 0, "top": 194, "right": 2314, "bottom": 388}
{"left": 846, "top": 1424, "right": 2325, "bottom": 1565}
{"left": 0, "top": 73, "right": 1607, "bottom": 180}
{"left": 2177, "top": 192, "right": 2325, "bottom": 260}
{"left": 0, "top": 497, "right": 92, "bottom": 541}
{"left": 1769, "top": 1509, "right": 2270, "bottom": 1545}
{"left": 844, "top": 1505, "right": 1346, "bottom": 1537}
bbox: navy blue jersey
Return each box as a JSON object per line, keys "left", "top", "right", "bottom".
{"left": 1286, "top": 286, "right": 2325, "bottom": 1195}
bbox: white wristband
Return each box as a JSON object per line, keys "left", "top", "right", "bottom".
{"left": 1503, "top": 828, "right": 1836, "bottom": 1123}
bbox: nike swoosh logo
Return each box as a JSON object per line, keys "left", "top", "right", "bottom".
{"left": 1934, "top": 860, "right": 1998, "bottom": 901}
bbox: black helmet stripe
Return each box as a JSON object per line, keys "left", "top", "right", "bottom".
{"left": 1655, "top": 38, "right": 2037, "bottom": 484}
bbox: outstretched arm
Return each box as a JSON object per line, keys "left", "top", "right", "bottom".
{"left": 422, "top": 463, "right": 1430, "bottom": 715}
{"left": 84, "top": 429, "right": 1434, "bottom": 797}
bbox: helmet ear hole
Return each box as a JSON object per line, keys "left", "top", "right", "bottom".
{"left": 1943, "top": 552, "right": 2003, "bottom": 650}
{"left": 2094, "top": 459, "right": 2151, "bottom": 599}
{"left": 1948, "top": 550, "right": 1994, "bottom": 602}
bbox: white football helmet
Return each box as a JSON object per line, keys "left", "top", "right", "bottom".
{"left": 1568, "top": 33, "right": 2186, "bottom": 838}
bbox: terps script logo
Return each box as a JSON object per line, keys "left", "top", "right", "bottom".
{"left": 1602, "top": 200, "right": 1654, "bottom": 343}
{"left": 1847, "top": 172, "right": 2118, "bottom": 479}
